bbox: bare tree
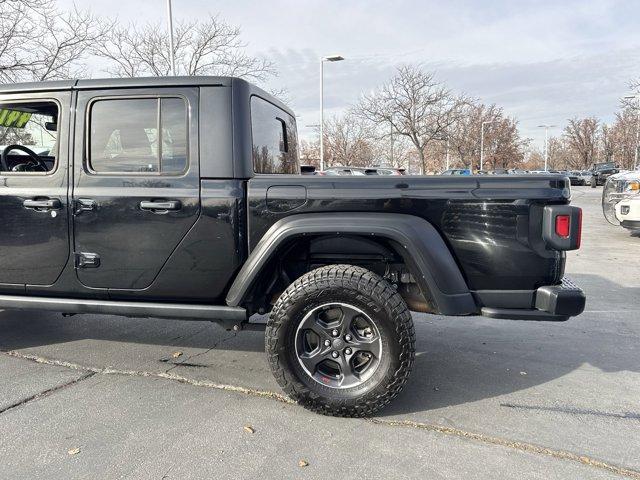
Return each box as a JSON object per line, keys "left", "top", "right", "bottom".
{"left": 483, "top": 116, "right": 528, "bottom": 169}
{"left": 320, "top": 113, "right": 377, "bottom": 168}
{"left": 356, "top": 65, "right": 467, "bottom": 173}
{"left": 0, "top": 0, "right": 111, "bottom": 82}
{"left": 600, "top": 124, "right": 615, "bottom": 163}
{"left": 299, "top": 138, "right": 320, "bottom": 168}
{"left": 447, "top": 102, "right": 527, "bottom": 171}
{"left": 608, "top": 108, "right": 639, "bottom": 170}
{"left": 546, "top": 136, "right": 574, "bottom": 170}
{"left": 563, "top": 117, "right": 600, "bottom": 169}
{"left": 93, "top": 14, "right": 274, "bottom": 81}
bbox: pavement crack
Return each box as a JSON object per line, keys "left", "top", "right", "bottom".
{"left": 0, "top": 371, "right": 95, "bottom": 415}
{"left": 3, "top": 350, "right": 294, "bottom": 404}
{"left": 366, "top": 418, "right": 640, "bottom": 479}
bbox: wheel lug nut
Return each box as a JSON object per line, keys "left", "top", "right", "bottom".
{"left": 324, "top": 340, "right": 331, "bottom": 347}
{"left": 345, "top": 334, "right": 352, "bottom": 341}
{"left": 331, "top": 351, "right": 339, "bottom": 358}
{"left": 345, "top": 348, "right": 352, "bottom": 355}
{"left": 331, "top": 329, "right": 339, "bottom": 337}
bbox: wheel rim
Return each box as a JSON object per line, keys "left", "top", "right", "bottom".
{"left": 294, "top": 302, "right": 383, "bottom": 389}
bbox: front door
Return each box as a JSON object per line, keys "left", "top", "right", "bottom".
{"left": 72, "top": 88, "right": 200, "bottom": 290}
{"left": 0, "top": 91, "right": 71, "bottom": 289}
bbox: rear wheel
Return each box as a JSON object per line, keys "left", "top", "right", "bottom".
{"left": 266, "top": 265, "right": 415, "bottom": 417}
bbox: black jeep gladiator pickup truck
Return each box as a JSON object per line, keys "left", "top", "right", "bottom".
{"left": 0, "top": 77, "right": 585, "bottom": 416}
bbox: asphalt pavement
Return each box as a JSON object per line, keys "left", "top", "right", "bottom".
{"left": 0, "top": 186, "right": 638, "bottom": 479}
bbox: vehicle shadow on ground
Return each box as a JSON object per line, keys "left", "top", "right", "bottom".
{"left": 0, "top": 273, "right": 637, "bottom": 416}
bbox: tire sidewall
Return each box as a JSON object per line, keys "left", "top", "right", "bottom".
{"left": 269, "top": 273, "right": 409, "bottom": 408}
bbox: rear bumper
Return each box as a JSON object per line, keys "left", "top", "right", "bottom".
{"left": 478, "top": 278, "right": 585, "bottom": 321}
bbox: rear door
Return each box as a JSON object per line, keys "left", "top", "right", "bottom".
{"left": 72, "top": 88, "right": 200, "bottom": 290}
{"left": 0, "top": 91, "right": 71, "bottom": 289}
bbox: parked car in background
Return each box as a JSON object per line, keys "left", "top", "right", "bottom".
{"left": 322, "top": 166, "right": 406, "bottom": 176}
{"left": 566, "top": 170, "right": 592, "bottom": 186}
{"left": 590, "top": 162, "right": 619, "bottom": 187}
{"left": 566, "top": 171, "right": 582, "bottom": 185}
{"left": 440, "top": 168, "right": 471, "bottom": 175}
{"left": 322, "top": 166, "right": 369, "bottom": 176}
{"left": 508, "top": 169, "right": 528, "bottom": 174}
{"left": 374, "top": 167, "right": 406, "bottom": 175}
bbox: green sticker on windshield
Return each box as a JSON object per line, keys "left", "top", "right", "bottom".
{"left": 0, "top": 109, "right": 32, "bottom": 128}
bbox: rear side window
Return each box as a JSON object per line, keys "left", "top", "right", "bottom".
{"left": 89, "top": 97, "right": 187, "bottom": 174}
{"left": 251, "top": 96, "right": 299, "bottom": 174}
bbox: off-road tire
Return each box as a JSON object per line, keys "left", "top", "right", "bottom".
{"left": 266, "top": 264, "right": 415, "bottom": 417}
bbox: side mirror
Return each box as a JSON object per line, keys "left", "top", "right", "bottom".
{"left": 300, "top": 165, "right": 316, "bottom": 175}
{"left": 44, "top": 121, "right": 57, "bottom": 132}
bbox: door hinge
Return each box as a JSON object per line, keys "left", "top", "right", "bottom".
{"left": 74, "top": 198, "right": 96, "bottom": 216}
{"left": 75, "top": 252, "right": 100, "bottom": 269}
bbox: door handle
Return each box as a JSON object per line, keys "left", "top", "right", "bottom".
{"left": 139, "top": 200, "right": 182, "bottom": 212}
{"left": 23, "top": 198, "right": 61, "bottom": 210}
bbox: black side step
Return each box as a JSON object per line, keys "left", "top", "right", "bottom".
{"left": 0, "top": 294, "right": 247, "bottom": 326}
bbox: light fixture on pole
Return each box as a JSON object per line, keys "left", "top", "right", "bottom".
{"left": 319, "top": 55, "right": 344, "bottom": 171}
{"left": 480, "top": 120, "right": 493, "bottom": 171}
{"left": 537, "top": 124, "right": 557, "bottom": 171}
{"left": 166, "top": 0, "right": 176, "bottom": 76}
{"left": 624, "top": 94, "right": 640, "bottom": 170}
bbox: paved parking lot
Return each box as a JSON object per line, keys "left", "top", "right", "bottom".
{"left": 0, "top": 186, "right": 638, "bottom": 479}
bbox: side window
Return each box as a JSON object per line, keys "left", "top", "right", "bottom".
{"left": 0, "top": 100, "right": 59, "bottom": 174}
{"left": 89, "top": 97, "right": 187, "bottom": 174}
{"left": 251, "top": 96, "right": 299, "bottom": 174}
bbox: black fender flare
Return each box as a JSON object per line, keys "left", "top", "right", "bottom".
{"left": 225, "top": 213, "right": 478, "bottom": 315}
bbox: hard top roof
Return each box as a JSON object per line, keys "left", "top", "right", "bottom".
{"left": 0, "top": 76, "right": 293, "bottom": 118}
{"left": 0, "top": 76, "right": 233, "bottom": 93}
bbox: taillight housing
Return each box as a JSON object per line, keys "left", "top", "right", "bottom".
{"left": 542, "top": 205, "right": 582, "bottom": 251}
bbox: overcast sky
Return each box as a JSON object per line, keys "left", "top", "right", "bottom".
{"left": 60, "top": 0, "right": 640, "bottom": 148}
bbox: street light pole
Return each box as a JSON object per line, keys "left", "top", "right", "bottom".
{"left": 480, "top": 121, "right": 493, "bottom": 171}
{"left": 390, "top": 121, "right": 394, "bottom": 166}
{"left": 445, "top": 135, "right": 450, "bottom": 170}
{"left": 319, "top": 55, "right": 344, "bottom": 171}
{"left": 537, "top": 124, "right": 556, "bottom": 171}
{"left": 166, "top": 0, "right": 176, "bottom": 76}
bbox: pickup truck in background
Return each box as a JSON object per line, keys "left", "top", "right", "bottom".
{"left": 590, "top": 161, "right": 619, "bottom": 187}
{"left": 0, "top": 77, "right": 585, "bottom": 416}
{"left": 602, "top": 170, "right": 640, "bottom": 231}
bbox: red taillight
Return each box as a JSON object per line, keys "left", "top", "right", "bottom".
{"left": 576, "top": 208, "right": 582, "bottom": 248}
{"left": 555, "top": 215, "right": 570, "bottom": 238}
